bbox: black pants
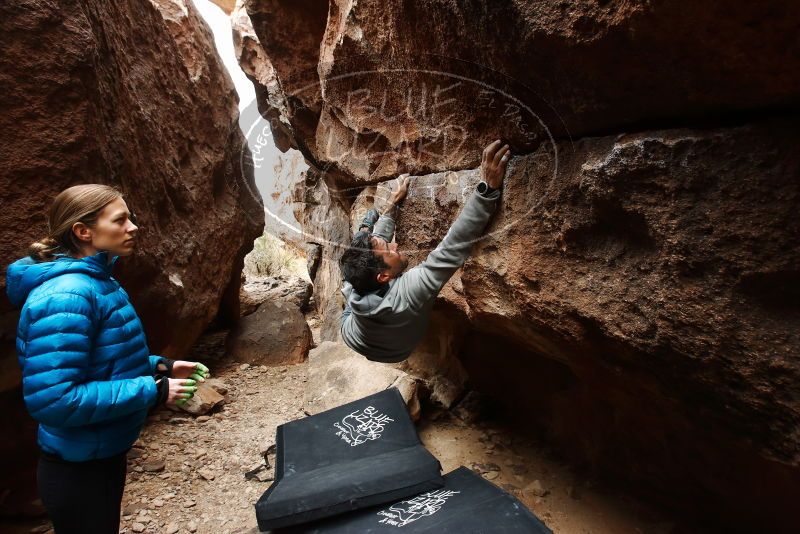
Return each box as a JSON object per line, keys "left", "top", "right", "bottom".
{"left": 37, "top": 450, "right": 127, "bottom": 534}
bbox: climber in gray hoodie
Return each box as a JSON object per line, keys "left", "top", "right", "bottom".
{"left": 340, "top": 140, "right": 511, "bottom": 362}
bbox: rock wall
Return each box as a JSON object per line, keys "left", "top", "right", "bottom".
{"left": 0, "top": 0, "right": 263, "bottom": 515}
{"left": 238, "top": 0, "right": 800, "bottom": 531}
{"left": 396, "top": 122, "right": 800, "bottom": 530}
{"left": 393, "top": 136, "right": 800, "bottom": 529}
{"left": 242, "top": 0, "right": 800, "bottom": 183}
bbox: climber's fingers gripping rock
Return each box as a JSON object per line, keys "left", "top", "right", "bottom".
{"left": 481, "top": 140, "right": 511, "bottom": 189}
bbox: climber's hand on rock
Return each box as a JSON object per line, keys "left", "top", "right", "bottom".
{"left": 171, "top": 361, "right": 210, "bottom": 382}
{"left": 481, "top": 140, "right": 511, "bottom": 189}
{"left": 388, "top": 174, "right": 411, "bottom": 205}
{"left": 166, "top": 378, "right": 197, "bottom": 407}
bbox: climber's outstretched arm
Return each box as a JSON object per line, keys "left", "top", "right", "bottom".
{"left": 398, "top": 141, "right": 510, "bottom": 309}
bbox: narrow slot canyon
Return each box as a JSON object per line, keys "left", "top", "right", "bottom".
{"left": 1, "top": 1, "right": 798, "bottom": 533}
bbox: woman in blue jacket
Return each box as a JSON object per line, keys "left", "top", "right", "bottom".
{"left": 6, "top": 184, "right": 210, "bottom": 533}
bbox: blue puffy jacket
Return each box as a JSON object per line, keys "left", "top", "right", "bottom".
{"left": 6, "top": 250, "right": 164, "bottom": 461}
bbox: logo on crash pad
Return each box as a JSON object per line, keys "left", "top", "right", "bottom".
{"left": 333, "top": 405, "right": 394, "bottom": 446}
{"left": 376, "top": 489, "right": 461, "bottom": 527}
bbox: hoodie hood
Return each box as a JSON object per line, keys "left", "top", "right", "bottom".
{"left": 341, "top": 280, "right": 398, "bottom": 317}
{"left": 6, "top": 251, "right": 120, "bottom": 308}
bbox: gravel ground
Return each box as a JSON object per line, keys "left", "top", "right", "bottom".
{"left": 22, "top": 327, "right": 691, "bottom": 534}
{"left": 118, "top": 359, "right": 303, "bottom": 534}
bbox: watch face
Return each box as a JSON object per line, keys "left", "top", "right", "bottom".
{"left": 477, "top": 182, "right": 488, "bottom": 194}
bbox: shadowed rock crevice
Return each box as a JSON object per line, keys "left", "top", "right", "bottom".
{"left": 457, "top": 328, "right": 800, "bottom": 532}
{"left": 736, "top": 270, "right": 800, "bottom": 313}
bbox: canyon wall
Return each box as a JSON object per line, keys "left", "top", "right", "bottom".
{"left": 239, "top": 0, "right": 799, "bottom": 531}
{"left": 0, "top": 0, "right": 263, "bottom": 516}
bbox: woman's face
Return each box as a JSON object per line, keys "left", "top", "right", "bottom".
{"left": 75, "top": 197, "right": 139, "bottom": 257}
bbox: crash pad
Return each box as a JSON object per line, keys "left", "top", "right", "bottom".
{"left": 255, "top": 388, "right": 443, "bottom": 531}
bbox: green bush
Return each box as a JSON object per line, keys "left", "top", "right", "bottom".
{"left": 244, "top": 232, "right": 306, "bottom": 278}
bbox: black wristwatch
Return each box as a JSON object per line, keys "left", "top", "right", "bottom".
{"left": 476, "top": 181, "right": 498, "bottom": 197}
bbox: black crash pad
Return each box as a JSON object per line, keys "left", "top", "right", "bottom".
{"left": 255, "top": 388, "right": 443, "bottom": 531}
{"left": 277, "top": 466, "right": 553, "bottom": 533}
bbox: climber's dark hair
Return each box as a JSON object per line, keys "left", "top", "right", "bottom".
{"left": 340, "top": 231, "right": 389, "bottom": 295}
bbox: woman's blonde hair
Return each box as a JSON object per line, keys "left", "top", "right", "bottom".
{"left": 28, "top": 184, "right": 123, "bottom": 262}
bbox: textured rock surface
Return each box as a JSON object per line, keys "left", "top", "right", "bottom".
{"left": 263, "top": 150, "right": 308, "bottom": 244}
{"left": 180, "top": 383, "right": 226, "bottom": 416}
{"left": 360, "top": 121, "right": 800, "bottom": 530}
{"left": 240, "top": 2, "right": 800, "bottom": 530}
{"left": 245, "top": 0, "right": 800, "bottom": 185}
{"left": 305, "top": 341, "right": 421, "bottom": 421}
{"left": 292, "top": 167, "right": 352, "bottom": 342}
{"left": 0, "top": 0, "right": 263, "bottom": 513}
{"left": 240, "top": 275, "right": 313, "bottom": 316}
{"left": 398, "top": 308, "right": 471, "bottom": 409}
{"left": 234, "top": 0, "right": 320, "bottom": 154}
{"left": 226, "top": 299, "right": 313, "bottom": 365}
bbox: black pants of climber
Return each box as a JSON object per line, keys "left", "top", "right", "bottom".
{"left": 37, "top": 450, "right": 127, "bottom": 534}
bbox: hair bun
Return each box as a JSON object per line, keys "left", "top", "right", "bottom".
{"left": 28, "top": 236, "right": 61, "bottom": 262}
{"left": 31, "top": 236, "right": 58, "bottom": 249}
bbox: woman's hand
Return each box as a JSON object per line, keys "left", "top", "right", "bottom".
{"left": 170, "top": 361, "right": 210, "bottom": 382}
{"left": 164, "top": 378, "right": 198, "bottom": 407}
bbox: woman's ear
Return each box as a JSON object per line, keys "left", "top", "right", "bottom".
{"left": 72, "top": 221, "right": 93, "bottom": 243}
{"left": 376, "top": 271, "right": 392, "bottom": 284}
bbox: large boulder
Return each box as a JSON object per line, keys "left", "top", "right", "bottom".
{"left": 238, "top": 0, "right": 800, "bottom": 530}
{"left": 305, "top": 341, "right": 421, "bottom": 421}
{"left": 397, "top": 120, "right": 800, "bottom": 530}
{"left": 0, "top": 0, "right": 264, "bottom": 367}
{"left": 240, "top": 275, "right": 313, "bottom": 316}
{"left": 227, "top": 299, "right": 313, "bottom": 365}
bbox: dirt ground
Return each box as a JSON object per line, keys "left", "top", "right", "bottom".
{"left": 21, "top": 327, "right": 694, "bottom": 534}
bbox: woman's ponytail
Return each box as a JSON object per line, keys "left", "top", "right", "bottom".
{"left": 27, "top": 236, "right": 62, "bottom": 263}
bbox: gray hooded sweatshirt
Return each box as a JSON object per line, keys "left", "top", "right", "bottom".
{"left": 341, "top": 186, "right": 501, "bottom": 362}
